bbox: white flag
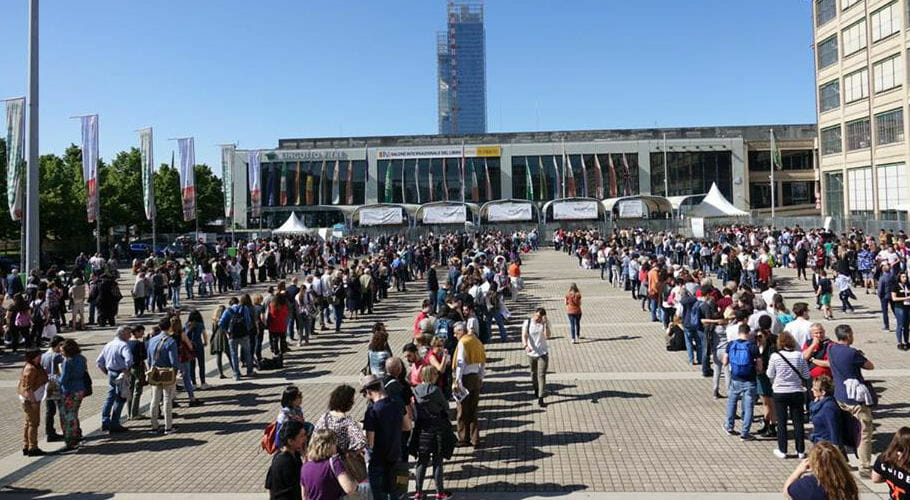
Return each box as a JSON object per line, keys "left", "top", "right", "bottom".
{"left": 177, "top": 137, "right": 196, "bottom": 222}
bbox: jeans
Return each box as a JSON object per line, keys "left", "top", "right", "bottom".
{"left": 487, "top": 311, "right": 507, "bottom": 341}
{"left": 683, "top": 328, "right": 702, "bottom": 365}
{"left": 101, "top": 370, "right": 126, "bottom": 428}
{"left": 185, "top": 281, "right": 194, "bottom": 300}
{"left": 44, "top": 398, "right": 59, "bottom": 436}
{"left": 699, "top": 330, "right": 712, "bottom": 376}
{"left": 190, "top": 341, "right": 206, "bottom": 386}
{"left": 882, "top": 297, "right": 893, "bottom": 330}
{"left": 773, "top": 391, "right": 806, "bottom": 455}
{"left": 229, "top": 335, "right": 253, "bottom": 380}
{"left": 180, "top": 362, "right": 195, "bottom": 399}
{"left": 367, "top": 461, "right": 401, "bottom": 500}
{"left": 333, "top": 305, "right": 344, "bottom": 332}
{"left": 171, "top": 287, "right": 180, "bottom": 308}
{"left": 725, "top": 379, "right": 757, "bottom": 437}
{"left": 648, "top": 299, "right": 659, "bottom": 322}
{"left": 896, "top": 306, "right": 910, "bottom": 344}
{"left": 567, "top": 313, "right": 582, "bottom": 340}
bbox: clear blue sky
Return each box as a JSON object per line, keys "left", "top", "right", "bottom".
{"left": 1, "top": 0, "right": 815, "bottom": 171}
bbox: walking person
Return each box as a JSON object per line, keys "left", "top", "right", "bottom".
{"left": 59, "top": 339, "right": 87, "bottom": 450}
{"left": 452, "top": 321, "right": 485, "bottom": 447}
{"left": 19, "top": 349, "right": 48, "bottom": 456}
{"left": 96, "top": 326, "right": 133, "bottom": 434}
{"left": 891, "top": 272, "right": 910, "bottom": 350}
{"left": 565, "top": 283, "right": 582, "bottom": 344}
{"left": 767, "top": 332, "right": 811, "bottom": 459}
{"left": 522, "top": 307, "right": 551, "bottom": 408}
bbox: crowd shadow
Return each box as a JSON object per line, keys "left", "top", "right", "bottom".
{"left": 0, "top": 488, "right": 113, "bottom": 500}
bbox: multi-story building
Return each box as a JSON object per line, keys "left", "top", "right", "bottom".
{"left": 812, "top": 0, "right": 909, "bottom": 220}
{"left": 228, "top": 124, "right": 818, "bottom": 228}
{"left": 438, "top": 1, "right": 486, "bottom": 135}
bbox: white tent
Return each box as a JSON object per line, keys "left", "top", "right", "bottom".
{"left": 687, "top": 183, "right": 749, "bottom": 218}
{"left": 273, "top": 212, "right": 312, "bottom": 235}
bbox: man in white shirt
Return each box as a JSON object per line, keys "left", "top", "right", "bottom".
{"left": 522, "top": 308, "right": 551, "bottom": 408}
{"left": 748, "top": 298, "right": 782, "bottom": 335}
{"left": 784, "top": 302, "right": 813, "bottom": 347}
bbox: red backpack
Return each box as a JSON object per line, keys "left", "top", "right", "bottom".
{"left": 260, "top": 422, "right": 278, "bottom": 454}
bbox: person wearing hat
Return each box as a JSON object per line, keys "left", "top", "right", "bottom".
{"left": 361, "top": 374, "right": 403, "bottom": 500}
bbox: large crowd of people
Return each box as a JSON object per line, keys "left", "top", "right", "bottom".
{"left": 16, "top": 221, "right": 910, "bottom": 499}
{"left": 557, "top": 224, "right": 910, "bottom": 500}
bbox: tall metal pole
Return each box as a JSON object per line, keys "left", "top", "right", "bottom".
{"left": 24, "top": 0, "right": 40, "bottom": 275}
{"left": 662, "top": 133, "right": 669, "bottom": 197}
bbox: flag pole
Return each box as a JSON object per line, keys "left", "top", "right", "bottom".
{"left": 24, "top": 0, "right": 40, "bottom": 275}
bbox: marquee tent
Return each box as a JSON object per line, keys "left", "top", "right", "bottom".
{"left": 273, "top": 212, "right": 312, "bottom": 235}
{"left": 686, "top": 183, "right": 749, "bottom": 218}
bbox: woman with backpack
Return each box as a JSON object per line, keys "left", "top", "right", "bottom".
{"left": 209, "top": 305, "right": 228, "bottom": 379}
{"left": 767, "top": 332, "right": 811, "bottom": 459}
{"left": 29, "top": 291, "right": 48, "bottom": 349}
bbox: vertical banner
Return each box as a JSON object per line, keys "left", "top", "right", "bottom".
{"left": 565, "top": 155, "right": 577, "bottom": 197}
{"left": 414, "top": 159, "right": 422, "bottom": 204}
{"left": 177, "top": 137, "right": 196, "bottom": 221}
{"left": 607, "top": 154, "right": 618, "bottom": 197}
{"left": 551, "top": 157, "right": 562, "bottom": 200}
{"left": 332, "top": 159, "right": 341, "bottom": 205}
{"left": 384, "top": 162, "right": 393, "bottom": 203}
{"left": 279, "top": 162, "right": 288, "bottom": 206}
{"left": 248, "top": 151, "right": 262, "bottom": 217}
{"left": 346, "top": 160, "right": 354, "bottom": 205}
{"left": 593, "top": 154, "right": 604, "bottom": 199}
{"left": 318, "top": 160, "right": 326, "bottom": 205}
{"left": 80, "top": 115, "right": 99, "bottom": 222}
{"left": 399, "top": 159, "right": 405, "bottom": 204}
{"left": 140, "top": 128, "right": 156, "bottom": 220}
{"left": 580, "top": 155, "right": 589, "bottom": 197}
{"left": 428, "top": 160, "right": 435, "bottom": 202}
{"left": 460, "top": 144, "right": 466, "bottom": 203}
{"left": 294, "top": 161, "right": 301, "bottom": 205}
{"left": 538, "top": 156, "right": 548, "bottom": 201}
{"left": 621, "top": 154, "right": 631, "bottom": 196}
{"left": 220, "top": 143, "right": 234, "bottom": 218}
{"left": 483, "top": 158, "right": 492, "bottom": 200}
{"left": 442, "top": 158, "right": 449, "bottom": 201}
{"left": 470, "top": 160, "right": 479, "bottom": 202}
{"left": 525, "top": 157, "right": 534, "bottom": 200}
{"left": 4, "top": 98, "right": 25, "bottom": 221}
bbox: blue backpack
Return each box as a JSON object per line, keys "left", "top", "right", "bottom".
{"left": 728, "top": 340, "right": 754, "bottom": 379}
{"left": 683, "top": 303, "right": 702, "bottom": 330}
{"left": 434, "top": 318, "right": 452, "bottom": 340}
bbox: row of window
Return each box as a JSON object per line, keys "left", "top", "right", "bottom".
{"left": 748, "top": 150, "right": 814, "bottom": 171}
{"left": 509, "top": 154, "right": 641, "bottom": 201}
{"left": 824, "top": 164, "right": 908, "bottom": 217}
{"left": 817, "top": 0, "right": 899, "bottom": 36}
{"left": 377, "top": 158, "right": 502, "bottom": 204}
{"left": 749, "top": 181, "right": 816, "bottom": 209}
{"left": 259, "top": 161, "right": 367, "bottom": 207}
{"left": 819, "top": 53, "right": 902, "bottom": 112}
{"left": 820, "top": 107, "right": 904, "bottom": 155}
{"left": 817, "top": 2, "right": 901, "bottom": 71}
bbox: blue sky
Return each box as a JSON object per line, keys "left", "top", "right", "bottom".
{"left": 1, "top": 0, "right": 815, "bottom": 171}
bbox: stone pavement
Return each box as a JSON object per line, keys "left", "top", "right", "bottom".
{"left": 0, "top": 250, "right": 901, "bottom": 499}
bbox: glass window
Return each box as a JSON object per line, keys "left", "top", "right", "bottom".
{"left": 782, "top": 181, "right": 813, "bottom": 206}
{"left": 848, "top": 167, "right": 874, "bottom": 211}
{"left": 842, "top": 21, "right": 866, "bottom": 57}
{"left": 873, "top": 54, "right": 902, "bottom": 93}
{"left": 843, "top": 68, "right": 869, "bottom": 103}
{"left": 871, "top": 2, "right": 900, "bottom": 42}
{"left": 748, "top": 150, "right": 814, "bottom": 171}
{"left": 842, "top": 0, "right": 861, "bottom": 9}
{"left": 819, "top": 80, "right": 840, "bottom": 112}
{"left": 845, "top": 118, "right": 871, "bottom": 150}
{"left": 821, "top": 125, "right": 843, "bottom": 155}
{"left": 876, "top": 108, "right": 904, "bottom": 145}
{"left": 825, "top": 172, "right": 844, "bottom": 216}
{"left": 816, "top": 0, "right": 837, "bottom": 26}
{"left": 650, "top": 151, "right": 732, "bottom": 199}
{"left": 750, "top": 182, "right": 772, "bottom": 209}
{"left": 818, "top": 35, "right": 839, "bottom": 68}
{"left": 877, "top": 163, "right": 908, "bottom": 209}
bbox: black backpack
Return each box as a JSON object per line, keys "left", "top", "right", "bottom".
{"left": 229, "top": 307, "right": 249, "bottom": 338}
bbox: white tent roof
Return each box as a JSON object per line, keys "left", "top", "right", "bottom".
{"left": 687, "top": 183, "right": 749, "bottom": 218}
{"left": 273, "top": 212, "right": 312, "bottom": 235}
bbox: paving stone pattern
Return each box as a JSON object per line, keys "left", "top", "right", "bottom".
{"left": 0, "top": 250, "right": 902, "bottom": 495}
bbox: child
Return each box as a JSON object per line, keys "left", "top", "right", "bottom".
{"left": 835, "top": 272, "right": 857, "bottom": 314}
{"left": 815, "top": 270, "right": 834, "bottom": 320}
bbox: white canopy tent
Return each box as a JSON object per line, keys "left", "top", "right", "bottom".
{"left": 273, "top": 212, "right": 313, "bottom": 235}
{"left": 686, "top": 183, "right": 749, "bottom": 218}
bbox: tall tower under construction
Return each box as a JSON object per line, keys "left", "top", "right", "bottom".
{"left": 437, "top": 1, "right": 486, "bottom": 135}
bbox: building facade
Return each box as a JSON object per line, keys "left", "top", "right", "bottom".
{"left": 438, "top": 1, "right": 486, "bottom": 135}
{"left": 230, "top": 124, "right": 819, "bottom": 228}
{"left": 813, "top": 0, "right": 910, "bottom": 220}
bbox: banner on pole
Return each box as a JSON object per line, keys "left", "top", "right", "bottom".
{"left": 248, "top": 151, "right": 262, "bottom": 217}
{"left": 487, "top": 202, "right": 532, "bottom": 222}
{"left": 4, "top": 98, "right": 25, "bottom": 221}
{"left": 139, "top": 128, "right": 156, "bottom": 221}
{"left": 80, "top": 115, "right": 99, "bottom": 223}
{"left": 177, "top": 137, "right": 196, "bottom": 221}
{"left": 359, "top": 206, "right": 404, "bottom": 226}
{"left": 220, "top": 144, "right": 235, "bottom": 218}
{"left": 552, "top": 200, "right": 599, "bottom": 221}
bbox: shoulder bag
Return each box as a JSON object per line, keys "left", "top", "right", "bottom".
{"left": 774, "top": 351, "right": 808, "bottom": 383}
{"left": 146, "top": 338, "right": 177, "bottom": 386}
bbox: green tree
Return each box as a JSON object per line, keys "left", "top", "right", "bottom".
{"left": 152, "top": 163, "right": 223, "bottom": 235}
{"left": 99, "top": 147, "right": 146, "bottom": 234}
{"left": 39, "top": 145, "right": 94, "bottom": 248}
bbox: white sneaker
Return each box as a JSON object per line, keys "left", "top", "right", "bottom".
{"left": 797, "top": 453, "right": 806, "bottom": 460}
{"left": 773, "top": 449, "right": 787, "bottom": 459}
{"left": 197, "top": 383, "right": 208, "bottom": 390}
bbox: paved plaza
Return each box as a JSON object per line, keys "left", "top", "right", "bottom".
{"left": 0, "top": 249, "right": 901, "bottom": 499}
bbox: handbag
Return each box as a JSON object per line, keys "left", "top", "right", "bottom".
{"left": 341, "top": 450, "right": 368, "bottom": 483}
{"left": 146, "top": 337, "right": 177, "bottom": 386}
{"left": 82, "top": 369, "right": 93, "bottom": 397}
{"left": 329, "top": 456, "right": 370, "bottom": 500}
{"left": 390, "top": 461, "right": 410, "bottom": 495}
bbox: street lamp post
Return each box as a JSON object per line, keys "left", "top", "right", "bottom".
{"left": 25, "top": 0, "right": 40, "bottom": 275}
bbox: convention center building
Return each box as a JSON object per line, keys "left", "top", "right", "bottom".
{"left": 231, "top": 124, "right": 819, "bottom": 229}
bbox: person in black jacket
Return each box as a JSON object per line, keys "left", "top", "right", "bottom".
{"left": 426, "top": 268, "right": 439, "bottom": 314}
{"left": 265, "top": 419, "right": 306, "bottom": 500}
